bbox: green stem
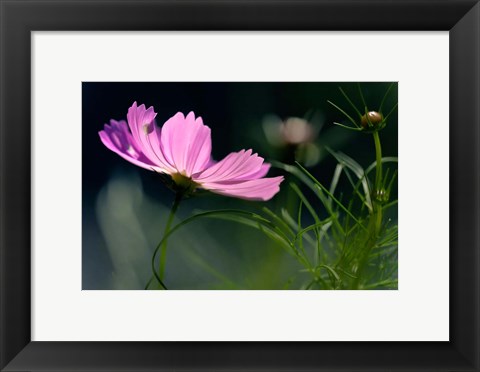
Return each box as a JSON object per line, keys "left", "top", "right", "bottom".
{"left": 373, "top": 131, "right": 383, "bottom": 193}
{"left": 158, "top": 192, "right": 183, "bottom": 280}
{"left": 372, "top": 131, "right": 383, "bottom": 236}
{"left": 353, "top": 132, "right": 384, "bottom": 289}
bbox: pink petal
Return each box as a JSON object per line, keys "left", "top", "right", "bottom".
{"left": 160, "top": 111, "right": 212, "bottom": 177}
{"left": 233, "top": 163, "right": 271, "bottom": 181}
{"left": 193, "top": 150, "right": 282, "bottom": 200}
{"left": 205, "top": 157, "right": 217, "bottom": 168}
{"left": 200, "top": 176, "right": 284, "bottom": 201}
{"left": 143, "top": 119, "right": 178, "bottom": 174}
{"left": 193, "top": 149, "right": 267, "bottom": 183}
{"left": 99, "top": 120, "right": 164, "bottom": 172}
{"left": 126, "top": 102, "right": 175, "bottom": 172}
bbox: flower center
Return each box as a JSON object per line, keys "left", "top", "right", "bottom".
{"left": 171, "top": 173, "right": 199, "bottom": 194}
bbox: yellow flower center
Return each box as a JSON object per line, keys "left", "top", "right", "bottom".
{"left": 171, "top": 173, "right": 199, "bottom": 193}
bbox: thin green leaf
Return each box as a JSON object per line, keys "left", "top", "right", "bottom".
{"left": 295, "top": 218, "right": 332, "bottom": 243}
{"left": 256, "top": 224, "right": 297, "bottom": 258}
{"left": 336, "top": 266, "right": 358, "bottom": 279}
{"left": 262, "top": 207, "right": 295, "bottom": 237}
{"left": 333, "top": 122, "right": 362, "bottom": 131}
{"left": 341, "top": 167, "right": 370, "bottom": 210}
{"left": 296, "top": 162, "right": 368, "bottom": 232}
{"left": 379, "top": 82, "right": 396, "bottom": 114}
{"left": 297, "top": 199, "right": 303, "bottom": 230}
{"left": 327, "top": 100, "right": 359, "bottom": 128}
{"left": 386, "top": 170, "right": 398, "bottom": 194}
{"left": 272, "top": 161, "right": 321, "bottom": 197}
{"left": 365, "top": 157, "right": 398, "bottom": 175}
{"left": 383, "top": 102, "right": 398, "bottom": 122}
{"left": 329, "top": 163, "right": 343, "bottom": 197}
{"left": 296, "top": 199, "right": 307, "bottom": 258}
{"left": 339, "top": 87, "right": 363, "bottom": 118}
{"left": 357, "top": 83, "right": 368, "bottom": 111}
{"left": 327, "top": 149, "right": 373, "bottom": 211}
{"left": 288, "top": 173, "right": 344, "bottom": 235}
{"left": 301, "top": 279, "right": 316, "bottom": 290}
{"left": 382, "top": 199, "right": 398, "bottom": 211}
{"left": 382, "top": 167, "right": 391, "bottom": 189}
{"left": 281, "top": 207, "right": 318, "bottom": 248}
{"left": 281, "top": 208, "right": 299, "bottom": 230}
{"left": 318, "top": 264, "right": 341, "bottom": 282}
{"left": 290, "top": 183, "right": 320, "bottom": 223}
{"left": 273, "top": 162, "right": 347, "bottom": 238}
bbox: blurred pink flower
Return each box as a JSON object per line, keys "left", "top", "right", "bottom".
{"left": 99, "top": 102, "right": 283, "bottom": 201}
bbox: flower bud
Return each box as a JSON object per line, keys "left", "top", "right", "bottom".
{"left": 361, "top": 111, "right": 383, "bottom": 129}
{"left": 281, "top": 117, "right": 316, "bottom": 145}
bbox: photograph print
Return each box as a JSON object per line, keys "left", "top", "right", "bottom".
{"left": 82, "top": 82, "right": 398, "bottom": 290}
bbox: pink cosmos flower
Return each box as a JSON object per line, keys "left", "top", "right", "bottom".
{"left": 99, "top": 102, "right": 284, "bottom": 201}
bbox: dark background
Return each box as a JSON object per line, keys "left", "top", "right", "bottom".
{"left": 82, "top": 82, "right": 397, "bottom": 289}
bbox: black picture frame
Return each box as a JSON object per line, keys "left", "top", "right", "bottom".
{"left": 1, "top": 0, "right": 479, "bottom": 371}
